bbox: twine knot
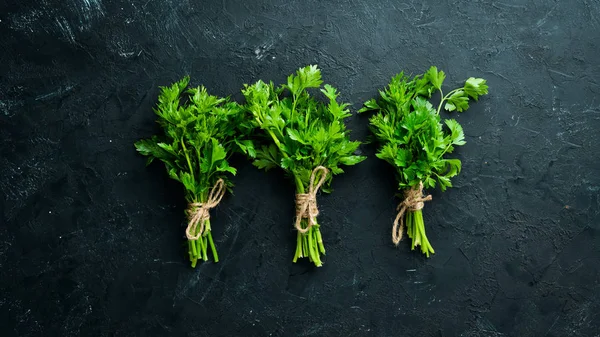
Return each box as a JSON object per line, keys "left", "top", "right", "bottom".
{"left": 294, "top": 166, "right": 329, "bottom": 234}
{"left": 185, "top": 178, "right": 226, "bottom": 240}
{"left": 392, "top": 181, "right": 432, "bottom": 245}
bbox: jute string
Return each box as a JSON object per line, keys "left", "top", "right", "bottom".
{"left": 294, "top": 166, "right": 329, "bottom": 234}
{"left": 185, "top": 178, "right": 226, "bottom": 240}
{"left": 392, "top": 181, "right": 432, "bottom": 245}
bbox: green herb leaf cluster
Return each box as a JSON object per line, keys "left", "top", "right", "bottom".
{"left": 360, "top": 66, "right": 488, "bottom": 256}
{"left": 240, "top": 65, "right": 366, "bottom": 266}
{"left": 134, "top": 76, "right": 246, "bottom": 267}
{"left": 360, "top": 67, "right": 488, "bottom": 191}
{"left": 242, "top": 65, "right": 365, "bottom": 189}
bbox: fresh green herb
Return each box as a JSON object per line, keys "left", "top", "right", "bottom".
{"left": 240, "top": 65, "right": 366, "bottom": 267}
{"left": 359, "top": 66, "right": 488, "bottom": 257}
{"left": 134, "top": 76, "right": 247, "bottom": 267}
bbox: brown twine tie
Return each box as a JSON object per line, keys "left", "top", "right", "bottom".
{"left": 392, "top": 181, "right": 432, "bottom": 245}
{"left": 294, "top": 166, "right": 329, "bottom": 234}
{"left": 185, "top": 178, "right": 226, "bottom": 240}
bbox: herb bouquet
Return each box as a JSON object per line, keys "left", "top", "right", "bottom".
{"left": 240, "top": 65, "right": 366, "bottom": 266}
{"left": 359, "top": 67, "right": 488, "bottom": 257}
{"left": 135, "top": 76, "right": 246, "bottom": 267}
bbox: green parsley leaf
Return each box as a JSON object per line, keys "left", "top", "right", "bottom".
{"left": 339, "top": 155, "right": 365, "bottom": 166}
{"left": 286, "top": 129, "right": 306, "bottom": 144}
{"left": 358, "top": 98, "right": 380, "bottom": 113}
{"left": 235, "top": 139, "right": 257, "bottom": 158}
{"left": 463, "top": 77, "right": 489, "bottom": 101}
{"left": 445, "top": 119, "right": 466, "bottom": 146}
{"left": 445, "top": 90, "right": 470, "bottom": 112}
{"left": 134, "top": 137, "right": 176, "bottom": 166}
{"left": 426, "top": 66, "right": 446, "bottom": 90}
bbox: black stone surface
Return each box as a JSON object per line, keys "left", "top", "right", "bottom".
{"left": 2, "top": 0, "right": 600, "bottom": 336}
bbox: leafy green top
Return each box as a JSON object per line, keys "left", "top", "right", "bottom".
{"left": 134, "top": 76, "right": 246, "bottom": 203}
{"left": 359, "top": 67, "right": 488, "bottom": 191}
{"left": 240, "top": 65, "right": 366, "bottom": 193}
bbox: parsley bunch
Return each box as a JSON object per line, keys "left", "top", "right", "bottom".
{"left": 240, "top": 65, "right": 366, "bottom": 267}
{"left": 360, "top": 67, "right": 488, "bottom": 257}
{"left": 135, "top": 76, "right": 246, "bottom": 267}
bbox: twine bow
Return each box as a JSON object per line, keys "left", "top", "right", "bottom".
{"left": 185, "top": 178, "right": 226, "bottom": 240}
{"left": 294, "top": 166, "right": 329, "bottom": 234}
{"left": 392, "top": 181, "right": 432, "bottom": 245}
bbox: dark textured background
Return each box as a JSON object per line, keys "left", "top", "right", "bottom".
{"left": 2, "top": 0, "right": 600, "bottom": 336}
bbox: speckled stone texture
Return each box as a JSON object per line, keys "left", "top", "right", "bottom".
{"left": 1, "top": 0, "right": 599, "bottom": 336}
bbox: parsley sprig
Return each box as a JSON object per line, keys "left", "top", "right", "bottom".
{"left": 240, "top": 65, "right": 366, "bottom": 267}
{"left": 134, "top": 76, "right": 245, "bottom": 267}
{"left": 360, "top": 66, "right": 488, "bottom": 257}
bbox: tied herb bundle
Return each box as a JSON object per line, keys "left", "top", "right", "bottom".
{"left": 241, "top": 65, "right": 366, "bottom": 267}
{"left": 135, "top": 76, "right": 246, "bottom": 267}
{"left": 359, "top": 67, "right": 488, "bottom": 257}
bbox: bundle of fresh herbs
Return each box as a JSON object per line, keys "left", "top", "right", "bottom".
{"left": 135, "top": 76, "right": 247, "bottom": 267}
{"left": 240, "top": 65, "right": 366, "bottom": 266}
{"left": 359, "top": 66, "right": 488, "bottom": 257}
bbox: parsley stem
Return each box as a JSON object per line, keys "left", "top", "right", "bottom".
{"left": 181, "top": 138, "right": 194, "bottom": 175}
{"left": 188, "top": 241, "right": 196, "bottom": 266}
{"left": 196, "top": 147, "right": 202, "bottom": 185}
{"left": 307, "top": 230, "right": 316, "bottom": 263}
{"left": 293, "top": 232, "right": 302, "bottom": 261}
{"left": 316, "top": 229, "right": 325, "bottom": 254}
{"left": 206, "top": 221, "right": 219, "bottom": 262}
{"left": 293, "top": 219, "right": 325, "bottom": 266}
{"left": 436, "top": 88, "right": 462, "bottom": 115}
{"left": 258, "top": 116, "right": 289, "bottom": 160}
{"left": 406, "top": 211, "right": 414, "bottom": 239}
{"left": 198, "top": 237, "right": 204, "bottom": 261}
{"left": 295, "top": 176, "right": 305, "bottom": 194}
{"left": 438, "top": 144, "right": 453, "bottom": 159}
{"left": 313, "top": 228, "right": 323, "bottom": 266}
{"left": 291, "top": 95, "right": 298, "bottom": 124}
{"left": 202, "top": 236, "right": 209, "bottom": 261}
{"left": 196, "top": 238, "right": 203, "bottom": 260}
{"left": 190, "top": 239, "right": 198, "bottom": 258}
{"left": 311, "top": 229, "right": 317, "bottom": 263}
{"left": 410, "top": 210, "right": 434, "bottom": 257}
{"left": 302, "top": 230, "right": 308, "bottom": 257}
